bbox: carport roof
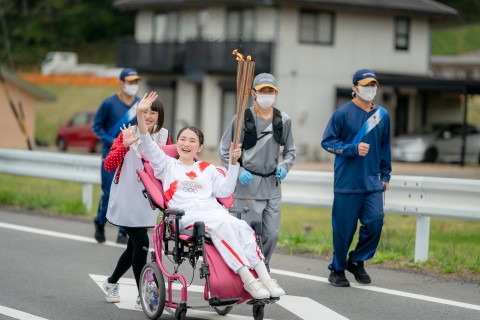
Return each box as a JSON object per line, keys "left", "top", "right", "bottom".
{"left": 377, "top": 72, "right": 480, "bottom": 95}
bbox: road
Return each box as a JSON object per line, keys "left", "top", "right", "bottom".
{"left": 0, "top": 208, "right": 479, "bottom": 320}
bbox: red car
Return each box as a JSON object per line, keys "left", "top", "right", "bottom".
{"left": 56, "top": 110, "right": 101, "bottom": 153}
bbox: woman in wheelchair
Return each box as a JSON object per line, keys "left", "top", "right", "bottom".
{"left": 129, "top": 91, "right": 285, "bottom": 300}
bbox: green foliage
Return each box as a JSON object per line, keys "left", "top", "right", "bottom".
{"left": 435, "top": 0, "right": 480, "bottom": 24}
{"left": 431, "top": 23, "right": 480, "bottom": 55}
{"left": 0, "top": 0, "right": 134, "bottom": 70}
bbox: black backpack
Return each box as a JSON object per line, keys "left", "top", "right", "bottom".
{"left": 242, "top": 107, "right": 284, "bottom": 150}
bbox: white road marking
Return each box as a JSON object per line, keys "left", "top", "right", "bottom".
{"left": 270, "top": 268, "right": 480, "bottom": 311}
{"left": 0, "top": 221, "right": 126, "bottom": 248}
{"left": 276, "top": 295, "right": 349, "bottom": 320}
{"left": 89, "top": 274, "right": 277, "bottom": 319}
{"left": 2, "top": 221, "right": 479, "bottom": 316}
{"left": 0, "top": 305, "right": 49, "bottom": 320}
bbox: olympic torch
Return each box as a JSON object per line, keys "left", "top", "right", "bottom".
{"left": 231, "top": 49, "right": 255, "bottom": 164}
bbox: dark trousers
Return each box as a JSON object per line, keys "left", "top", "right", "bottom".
{"left": 109, "top": 228, "right": 149, "bottom": 290}
{"left": 329, "top": 191, "right": 384, "bottom": 272}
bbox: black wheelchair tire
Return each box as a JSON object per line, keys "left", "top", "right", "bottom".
{"left": 139, "top": 262, "right": 166, "bottom": 320}
{"left": 253, "top": 304, "right": 265, "bottom": 320}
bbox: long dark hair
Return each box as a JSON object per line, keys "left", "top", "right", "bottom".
{"left": 177, "top": 126, "right": 204, "bottom": 145}
{"left": 150, "top": 98, "right": 165, "bottom": 134}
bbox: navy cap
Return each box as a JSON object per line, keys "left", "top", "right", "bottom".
{"left": 119, "top": 68, "right": 140, "bottom": 81}
{"left": 352, "top": 68, "right": 379, "bottom": 85}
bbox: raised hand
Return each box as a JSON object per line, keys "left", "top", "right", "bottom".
{"left": 120, "top": 124, "right": 139, "bottom": 147}
{"left": 136, "top": 91, "right": 158, "bottom": 114}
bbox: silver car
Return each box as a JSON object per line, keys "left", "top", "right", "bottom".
{"left": 392, "top": 123, "right": 480, "bottom": 164}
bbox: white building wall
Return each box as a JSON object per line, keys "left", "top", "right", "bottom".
{"left": 256, "top": 7, "right": 277, "bottom": 41}
{"left": 201, "top": 76, "right": 223, "bottom": 148}
{"left": 178, "top": 11, "right": 198, "bottom": 42}
{"left": 175, "top": 80, "right": 197, "bottom": 131}
{"left": 135, "top": 11, "right": 153, "bottom": 43}
{"left": 203, "top": 7, "right": 226, "bottom": 40}
{"left": 273, "top": 8, "right": 432, "bottom": 159}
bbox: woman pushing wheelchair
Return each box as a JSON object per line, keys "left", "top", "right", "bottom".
{"left": 124, "top": 91, "right": 285, "bottom": 300}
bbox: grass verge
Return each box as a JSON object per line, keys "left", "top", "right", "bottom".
{"left": 280, "top": 205, "right": 480, "bottom": 283}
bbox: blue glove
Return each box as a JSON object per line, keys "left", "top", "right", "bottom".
{"left": 238, "top": 171, "right": 253, "bottom": 185}
{"left": 276, "top": 166, "right": 287, "bottom": 180}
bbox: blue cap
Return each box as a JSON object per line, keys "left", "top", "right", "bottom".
{"left": 352, "top": 68, "right": 379, "bottom": 85}
{"left": 119, "top": 68, "right": 140, "bottom": 81}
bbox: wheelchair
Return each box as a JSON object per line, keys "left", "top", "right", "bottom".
{"left": 136, "top": 145, "right": 278, "bottom": 320}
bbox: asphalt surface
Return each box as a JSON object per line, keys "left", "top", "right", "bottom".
{"left": 0, "top": 208, "right": 479, "bottom": 320}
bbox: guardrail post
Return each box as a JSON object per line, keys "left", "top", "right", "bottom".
{"left": 414, "top": 216, "right": 430, "bottom": 262}
{"left": 82, "top": 183, "right": 93, "bottom": 213}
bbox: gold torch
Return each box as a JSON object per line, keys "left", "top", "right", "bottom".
{"left": 231, "top": 49, "right": 255, "bottom": 164}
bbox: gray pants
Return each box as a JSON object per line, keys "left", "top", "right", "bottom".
{"left": 234, "top": 197, "right": 282, "bottom": 266}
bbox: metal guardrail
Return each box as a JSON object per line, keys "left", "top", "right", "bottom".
{"left": 1, "top": 148, "right": 479, "bottom": 262}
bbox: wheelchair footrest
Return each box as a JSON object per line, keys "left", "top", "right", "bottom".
{"left": 209, "top": 296, "right": 242, "bottom": 307}
{"left": 247, "top": 297, "right": 280, "bottom": 305}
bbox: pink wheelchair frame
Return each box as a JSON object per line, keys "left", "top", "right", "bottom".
{"left": 136, "top": 144, "right": 278, "bottom": 320}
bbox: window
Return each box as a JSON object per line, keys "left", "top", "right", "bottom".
{"left": 299, "top": 10, "right": 334, "bottom": 45}
{"left": 226, "top": 9, "right": 254, "bottom": 41}
{"left": 154, "top": 12, "right": 179, "bottom": 42}
{"left": 395, "top": 17, "right": 410, "bottom": 51}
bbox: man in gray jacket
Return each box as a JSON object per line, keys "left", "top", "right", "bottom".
{"left": 219, "top": 73, "right": 296, "bottom": 268}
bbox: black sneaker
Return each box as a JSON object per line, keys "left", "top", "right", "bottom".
{"left": 328, "top": 270, "right": 350, "bottom": 287}
{"left": 347, "top": 261, "right": 371, "bottom": 284}
{"left": 116, "top": 232, "right": 128, "bottom": 244}
{"left": 94, "top": 221, "right": 106, "bottom": 243}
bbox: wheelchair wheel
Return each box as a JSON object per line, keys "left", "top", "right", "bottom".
{"left": 213, "top": 306, "right": 233, "bottom": 315}
{"left": 253, "top": 304, "right": 264, "bottom": 320}
{"left": 139, "top": 262, "right": 166, "bottom": 320}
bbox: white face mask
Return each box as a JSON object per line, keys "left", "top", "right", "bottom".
{"left": 123, "top": 84, "right": 139, "bottom": 97}
{"left": 256, "top": 94, "right": 276, "bottom": 109}
{"left": 356, "top": 86, "right": 377, "bottom": 102}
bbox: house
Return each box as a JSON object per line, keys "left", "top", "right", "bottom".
{"left": 0, "top": 67, "right": 55, "bottom": 149}
{"left": 431, "top": 51, "right": 480, "bottom": 80}
{"left": 112, "top": 0, "right": 458, "bottom": 161}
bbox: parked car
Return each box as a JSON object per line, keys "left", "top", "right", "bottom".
{"left": 56, "top": 110, "right": 101, "bottom": 153}
{"left": 392, "top": 123, "right": 480, "bottom": 164}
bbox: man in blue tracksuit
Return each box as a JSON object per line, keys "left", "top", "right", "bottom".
{"left": 321, "top": 68, "right": 391, "bottom": 287}
{"left": 92, "top": 68, "right": 141, "bottom": 244}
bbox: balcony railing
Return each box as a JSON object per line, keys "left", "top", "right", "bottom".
{"left": 116, "top": 40, "right": 272, "bottom": 74}
{"left": 184, "top": 40, "right": 272, "bottom": 74}
{"left": 116, "top": 40, "right": 183, "bottom": 72}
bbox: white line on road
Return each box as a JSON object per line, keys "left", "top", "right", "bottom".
{"left": 0, "top": 305, "right": 49, "bottom": 320}
{"left": 270, "top": 268, "right": 480, "bottom": 311}
{"left": 2, "top": 221, "right": 479, "bottom": 314}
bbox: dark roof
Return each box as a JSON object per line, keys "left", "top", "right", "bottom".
{"left": 0, "top": 67, "right": 56, "bottom": 101}
{"left": 113, "top": 0, "right": 457, "bottom": 17}
{"left": 377, "top": 72, "right": 480, "bottom": 94}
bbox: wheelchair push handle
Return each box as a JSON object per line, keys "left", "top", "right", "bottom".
{"left": 165, "top": 208, "right": 185, "bottom": 218}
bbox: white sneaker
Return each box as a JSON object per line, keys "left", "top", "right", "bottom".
{"left": 244, "top": 279, "right": 270, "bottom": 299}
{"left": 260, "top": 278, "right": 285, "bottom": 297}
{"left": 135, "top": 295, "right": 142, "bottom": 309}
{"left": 103, "top": 278, "right": 120, "bottom": 303}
